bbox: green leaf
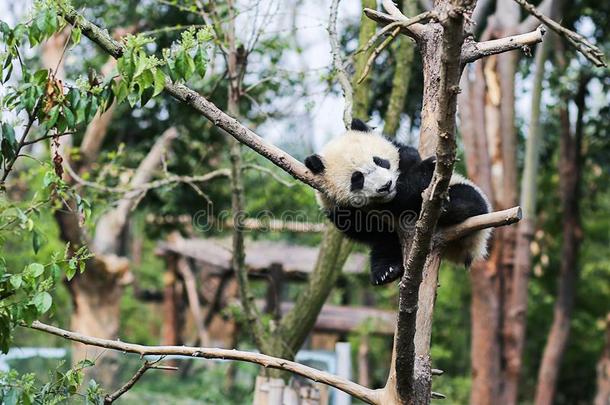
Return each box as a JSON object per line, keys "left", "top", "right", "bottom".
{"left": 51, "top": 263, "right": 62, "bottom": 280}
{"left": 140, "top": 86, "right": 154, "bottom": 107}
{"left": 32, "top": 292, "right": 52, "bottom": 314}
{"left": 71, "top": 26, "right": 81, "bottom": 46}
{"left": 0, "top": 21, "right": 10, "bottom": 35}
{"left": 46, "top": 105, "right": 60, "bottom": 129}
{"left": 28, "top": 24, "right": 41, "bottom": 47}
{"left": 35, "top": 11, "right": 48, "bottom": 34}
{"left": 113, "top": 79, "right": 129, "bottom": 105}
{"left": 1, "top": 122, "right": 16, "bottom": 146}
{"left": 194, "top": 46, "right": 207, "bottom": 77}
{"left": 174, "top": 51, "right": 188, "bottom": 80}
{"left": 2, "top": 59, "right": 12, "bottom": 83}
{"left": 153, "top": 68, "right": 165, "bottom": 97}
{"left": 9, "top": 274, "right": 22, "bottom": 289}
{"left": 24, "top": 263, "right": 44, "bottom": 278}
{"left": 140, "top": 68, "right": 154, "bottom": 89}
{"left": 127, "top": 85, "right": 140, "bottom": 107}
{"left": 33, "top": 69, "right": 48, "bottom": 85}
{"left": 67, "top": 88, "right": 81, "bottom": 110}
{"left": 32, "top": 231, "right": 43, "bottom": 254}
{"left": 43, "top": 10, "right": 58, "bottom": 36}
{"left": 56, "top": 114, "right": 68, "bottom": 133}
{"left": 63, "top": 107, "right": 75, "bottom": 128}
{"left": 43, "top": 171, "right": 57, "bottom": 187}
{"left": 65, "top": 263, "right": 76, "bottom": 281}
{"left": 3, "top": 388, "right": 19, "bottom": 405}
{"left": 77, "top": 359, "right": 95, "bottom": 368}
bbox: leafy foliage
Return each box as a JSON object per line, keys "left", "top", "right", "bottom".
{"left": 0, "top": 360, "right": 103, "bottom": 404}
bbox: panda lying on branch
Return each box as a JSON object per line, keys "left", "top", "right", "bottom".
{"left": 304, "top": 119, "right": 491, "bottom": 286}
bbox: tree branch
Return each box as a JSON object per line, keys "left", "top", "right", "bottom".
{"left": 92, "top": 127, "right": 178, "bottom": 254}
{"left": 461, "top": 25, "right": 546, "bottom": 64}
{"left": 65, "top": 162, "right": 230, "bottom": 195}
{"left": 176, "top": 256, "right": 210, "bottom": 347}
{"left": 58, "top": 5, "right": 324, "bottom": 192}
{"left": 362, "top": 7, "right": 427, "bottom": 41}
{"left": 436, "top": 206, "right": 522, "bottom": 243}
{"left": 385, "top": 2, "right": 468, "bottom": 402}
{"left": 104, "top": 358, "right": 177, "bottom": 404}
{"left": 512, "top": 0, "right": 606, "bottom": 67}
{"left": 28, "top": 321, "right": 379, "bottom": 404}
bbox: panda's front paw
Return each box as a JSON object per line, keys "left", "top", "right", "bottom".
{"left": 370, "top": 263, "right": 404, "bottom": 286}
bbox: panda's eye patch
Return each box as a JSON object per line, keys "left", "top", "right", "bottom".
{"left": 350, "top": 171, "right": 364, "bottom": 191}
{"left": 373, "top": 156, "right": 390, "bottom": 169}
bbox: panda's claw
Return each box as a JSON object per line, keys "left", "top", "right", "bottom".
{"left": 370, "top": 263, "right": 404, "bottom": 286}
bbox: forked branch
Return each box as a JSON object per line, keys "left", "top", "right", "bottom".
{"left": 104, "top": 358, "right": 177, "bottom": 404}
{"left": 513, "top": 0, "right": 606, "bottom": 67}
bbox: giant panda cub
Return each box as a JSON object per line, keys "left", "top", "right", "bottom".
{"left": 304, "top": 119, "right": 491, "bottom": 285}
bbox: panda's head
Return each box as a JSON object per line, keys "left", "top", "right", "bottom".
{"left": 305, "top": 119, "right": 400, "bottom": 207}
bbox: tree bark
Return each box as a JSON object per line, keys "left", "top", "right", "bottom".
{"left": 534, "top": 72, "right": 587, "bottom": 405}
{"left": 502, "top": 38, "right": 549, "bottom": 405}
{"left": 353, "top": 0, "right": 378, "bottom": 119}
{"left": 458, "top": 1, "right": 525, "bottom": 401}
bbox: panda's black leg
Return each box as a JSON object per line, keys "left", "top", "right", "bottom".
{"left": 370, "top": 235, "right": 404, "bottom": 285}
{"left": 438, "top": 183, "right": 489, "bottom": 226}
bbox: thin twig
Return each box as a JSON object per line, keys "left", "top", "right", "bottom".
{"left": 243, "top": 163, "right": 294, "bottom": 187}
{"left": 51, "top": 28, "right": 72, "bottom": 79}
{"left": 22, "top": 131, "right": 75, "bottom": 146}
{"left": 357, "top": 27, "right": 400, "bottom": 84}
{"left": 1, "top": 101, "right": 41, "bottom": 188}
{"left": 357, "top": 21, "right": 404, "bottom": 55}
{"left": 104, "top": 358, "right": 175, "bottom": 404}
{"left": 512, "top": 0, "right": 606, "bottom": 67}
{"left": 64, "top": 161, "right": 230, "bottom": 194}
{"left": 29, "top": 321, "right": 379, "bottom": 404}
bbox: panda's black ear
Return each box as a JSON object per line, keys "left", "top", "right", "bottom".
{"left": 351, "top": 118, "right": 371, "bottom": 132}
{"left": 305, "top": 154, "right": 325, "bottom": 174}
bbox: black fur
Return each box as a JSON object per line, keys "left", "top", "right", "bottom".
{"left": 350, "top": 171, "right": 365, "bottom": 191}
{"left": 305, "top": 154, "right": 325, "bottom": 174}
{"left": 351, "top": 118, "right": 371, "bottom": 132}
{"left": 308, "top": 139, "right": 489, "bottom": 286}
{"left": 370, "top": 235, "right": 404, "bottom": 285}
{"left": 373, "top": 156, "right": 390, "bottom": 169}
{"left": 438, "top": 184, "right": 488, "bottom": 226}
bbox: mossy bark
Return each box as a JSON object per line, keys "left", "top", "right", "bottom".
{"left": 383, "top": 0, "right": 417, "bottom": 138}
{"left": 352, "top": 0, "right": 378, "bottom": 120}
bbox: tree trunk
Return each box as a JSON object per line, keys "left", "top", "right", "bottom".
{"left": 502, "top": 39, "right": 549, "bottom": 404}
{"left": 68, "top": 258, "right": 128, "bottom": 387}
{"left": 458, "top": 2, "right": 522, "bottom": 401}
{"left": 534, "top": 74, "right": 587, "bottom": 405}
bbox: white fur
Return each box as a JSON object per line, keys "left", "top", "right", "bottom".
{"left": 315, "top": 130, "right": 400, "bottom": 208}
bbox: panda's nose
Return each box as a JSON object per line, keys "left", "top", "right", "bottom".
{"left": 377, "top": 180, "right": 392, "bottom": 193}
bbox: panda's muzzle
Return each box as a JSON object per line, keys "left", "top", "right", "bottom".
{"left": 377, "top": 180, "right": 393, "bottom": 193}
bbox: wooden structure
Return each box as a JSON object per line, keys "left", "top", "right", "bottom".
{"left": 154, "top": 237, "right": 395, "bottom": 349}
